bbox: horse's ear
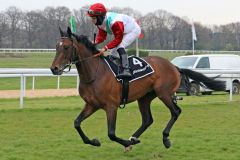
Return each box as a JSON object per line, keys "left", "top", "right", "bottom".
{"left": 67, "top": 26, "right": 72, "bottom": 38}
{"left": 72, "top": 33, "right": 77, "bottom": 39}
{"left": 59, "top": 26, "right": 64, "bottom": 37}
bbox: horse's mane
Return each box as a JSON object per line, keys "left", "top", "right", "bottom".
{"left": 74, "top": 34, "right": 99, "bottom": 54}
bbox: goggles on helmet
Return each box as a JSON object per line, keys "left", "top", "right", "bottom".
{"left": 87, "top": 9, "right": 104, "bottom": 16}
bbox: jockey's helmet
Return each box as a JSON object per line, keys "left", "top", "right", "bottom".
{"left": 87, "top": 3, "right": 107, "bottom": 17}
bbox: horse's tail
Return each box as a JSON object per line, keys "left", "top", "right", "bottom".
{"left": 178, "top": 68, "right": 226, "bottom": 91}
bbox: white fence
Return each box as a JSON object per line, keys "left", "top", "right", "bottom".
{"left": 0, "top": 48, "right": 55, "bottom": 53}
{"left": 0, "top": 68, "right": 78, "bottom": 108}
{"left": 1, "top": 68, "right": 240, "bottom": 109}
{"left": 1, "top": 48, "right": 240, "bottom": 54}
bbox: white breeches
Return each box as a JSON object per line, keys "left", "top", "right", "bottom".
{"left": 110, "top": 23, "right": 141, "bottom": 58}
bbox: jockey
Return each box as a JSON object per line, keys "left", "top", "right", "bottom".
{"left": 87, "top": 3, "right": 141, "bottom": 78}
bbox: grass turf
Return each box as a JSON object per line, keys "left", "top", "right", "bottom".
{"left": 0, "top": 94, "right": 240, "bottom": 160}
{"left": 0, "top": 52, "right": 240, "bottom": 159}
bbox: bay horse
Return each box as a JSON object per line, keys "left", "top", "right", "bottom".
{"left": 50, "top": 27, "right": 225, "bottom": 151}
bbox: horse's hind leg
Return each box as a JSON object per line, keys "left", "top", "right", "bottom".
{"left": 130, "top": 91, "right": 156, "bottom": 142}
{"left": 74, "top": 103, "right": 100, "bottom": 146}
{"left": 159, "top": 95, "right": 182, "bottom": 148}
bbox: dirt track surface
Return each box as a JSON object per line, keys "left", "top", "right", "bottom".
{"left": 0, "top": 89, "right": 78, "bottom": 98}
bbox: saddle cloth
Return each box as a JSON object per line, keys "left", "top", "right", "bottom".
{"left": 103, "top": 55, "right": 154, "bottom": 82}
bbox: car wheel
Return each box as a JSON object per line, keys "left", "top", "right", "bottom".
{"left": 232, "top": 82, "right": 240, "bottom": 94}
{"left": 186, "top": 83, "right": 200, "bottom": 96}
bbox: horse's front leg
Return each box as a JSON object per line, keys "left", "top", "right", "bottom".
{"left": 105, "top": 106, "right": 140, "bottom": 148}
{"left": 74, "top": 103, "right": 100, "bottom": 146}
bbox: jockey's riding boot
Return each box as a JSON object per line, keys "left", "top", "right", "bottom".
{"left": 116, "top": 48, "right": 132, "bottom": 78}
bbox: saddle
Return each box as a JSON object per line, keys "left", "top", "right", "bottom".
{"left": 104, "top": 55, "right": 154, "bottom": 82}
{"left": 104, "top": 55, "right": 154, "bottom": 107}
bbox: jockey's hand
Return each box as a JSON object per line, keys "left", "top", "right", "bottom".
{"left": 99, "top": 47, "right": 107, "bottom": 55}
{"left": 91, "top": 40, "right": 97, "bottom": 45}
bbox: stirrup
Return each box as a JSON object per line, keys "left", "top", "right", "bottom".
{"left": 117, "top": 69, "right": 132, "bottom": 78}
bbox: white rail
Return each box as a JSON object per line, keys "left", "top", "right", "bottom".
{"left": 1, "top": 68, "right": 239, "bottom": 108}
{"left": 0, "top": 68, "right": 78, "bottom": 108}
{"left": 1, "top": 48, "right": 240, "bottom": 54}
{"left": 0, "top": 48, "right": 55, "bottom": 53}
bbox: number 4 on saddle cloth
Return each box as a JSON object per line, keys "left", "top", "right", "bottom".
{"left": 104, "top": 55, "right": 154, "bottom": 82}
{"left": 104, "top": 55, "right": 155, "bottom": 108}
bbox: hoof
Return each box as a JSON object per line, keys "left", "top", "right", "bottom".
{"left": 91, "top": 138, "right": 101, "bottom": 147}
{"left": 163, "top": 138, "right": 171, "bottom": 149}
{"left": 129, "top": 137, "right": 140, "bottom": 145}
{"left": 124, "top": 145, "right": 132, "bottom": 152}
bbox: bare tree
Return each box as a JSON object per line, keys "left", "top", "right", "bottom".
{"left": 40, "top": 6, "right": 71, "bottom": 48}
{"left": 22, "top": 11, "right": 44, "bottom": 48}
{"left": 5, "top": 6, "right": 23, "bottom": 47}
{"left": 73, "top": 6, "right": 96, "bottom": 37}
{"left": 1, "top": 5, "right": 240, "bottom": 50}
{"left": 0, "top": 12, "right": 8, "bottom": 47}
{"left": 55, "top": 6, "right": 71, "bottom": 28}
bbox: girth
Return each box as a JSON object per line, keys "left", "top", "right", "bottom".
{"left": 119, "top": 78, "right": 129, "bottom": 109}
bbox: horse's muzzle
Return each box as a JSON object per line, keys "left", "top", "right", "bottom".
{"left": 50, "top": 66, "right": 63, "bottom": 75}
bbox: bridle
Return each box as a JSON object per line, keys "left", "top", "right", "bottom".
{"left": 57, "top": 36, "right": 104, "bottom": 83}
{"left": 61, "top": 37, "right": 103, "bottom": 72}
{"left": 57, "top": 37, "right": 78, "bottom": 73}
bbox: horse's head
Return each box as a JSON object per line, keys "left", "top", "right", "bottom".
{"left": 50, "top": 27, "right": 78, "bottom": 75}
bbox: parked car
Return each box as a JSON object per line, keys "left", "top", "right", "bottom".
{"left": 171, "top": 54, "right": 240, "bottom": 95}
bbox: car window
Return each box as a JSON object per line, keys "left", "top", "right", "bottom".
{"left": 171, "top": 57, "right": 198, "bottom": 69}
{"left": 196, "top": 57, "right": 210, "bottom": 68}
{"left": 210, "top": 56, "right": 240, "bottom": 69}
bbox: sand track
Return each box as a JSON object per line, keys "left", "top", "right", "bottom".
{"left": 0, "top": 89, "right": 78, "bottom": 98}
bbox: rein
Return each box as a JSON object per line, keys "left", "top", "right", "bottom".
{"left": 78, "top": 51, "right": 104, "bottom": 62}
{"left": 60, "top": 37, "right": 103, "bottom": 83}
